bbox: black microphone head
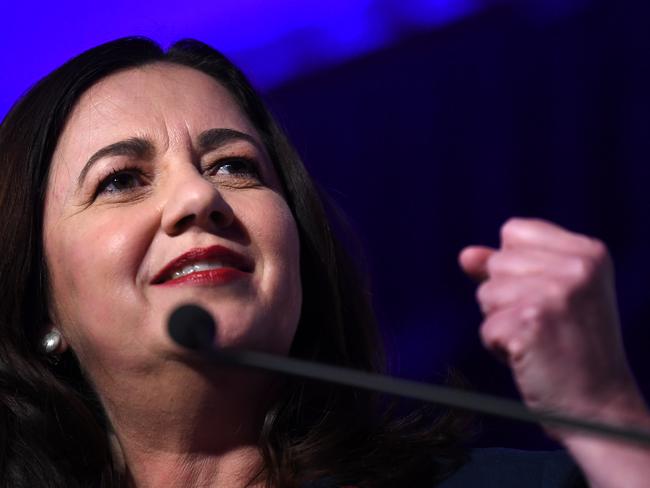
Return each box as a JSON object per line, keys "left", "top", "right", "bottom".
{"left": 168, "top": 304, "right": 216, "bottom": 351}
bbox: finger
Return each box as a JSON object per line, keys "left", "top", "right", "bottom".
{"left": 459, "top": 246, "right": 495, "bottom": 282}
{"left": 500, "top": 218, "right": 603, "bottom": 256}
{"left": 486, "top": 248, "right": 597, "bottom": 279}
{"left": 479, "top": 304, "right": 542, "bottom": 364}
{"left": 477, "top": 276, "right": 562, "bottom": 315}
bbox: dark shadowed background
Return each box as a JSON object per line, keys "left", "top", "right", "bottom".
{"left": 266, "top": 0, "right": 650, "bottom": 448}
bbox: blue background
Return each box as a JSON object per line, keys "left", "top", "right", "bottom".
{"left": 2, "top": 0, "right": 649, "bottom": 448}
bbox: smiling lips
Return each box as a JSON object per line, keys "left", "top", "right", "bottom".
{"left": 151, "top": 245, "right": 254, "bottom": 287}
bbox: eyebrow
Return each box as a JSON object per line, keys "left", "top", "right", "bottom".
{"left": 76, "top": 128, "right": 263, "bottom": 189}
{"left": 197, "top": 128, "right": 262, "bottom": 154}
{"left": 77, "top": 137, "right": 154, "bottom": 188}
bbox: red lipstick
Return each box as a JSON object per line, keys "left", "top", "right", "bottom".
{"left": 151, "top": 245, "right": 253, "bottom": 287}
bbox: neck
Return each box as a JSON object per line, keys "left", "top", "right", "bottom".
{"left": 94, "top": 361, "right": 276, "bottom": 488}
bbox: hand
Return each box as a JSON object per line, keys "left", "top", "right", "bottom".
{"left": 459, "top": 218, "right": 643, "bottom": 432}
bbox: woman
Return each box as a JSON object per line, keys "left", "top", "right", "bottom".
{"left": 0, "top": 37, "right": 647, "bottom": 487}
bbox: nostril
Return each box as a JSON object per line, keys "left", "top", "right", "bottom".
{"left": 174, "top": 214, "right": 195, "bottom": 233}
{"left": 210, "top": 210, "right": 231, "bottom": 227}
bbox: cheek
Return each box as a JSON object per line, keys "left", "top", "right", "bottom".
{"left": 239, "top": 192, "right": 302, "bottom": 346}
{"left": 45, "top": 207, "right": 156, "bottom": 352}
{"left": 258, "top": 196, "right": 300, "bottom": 291}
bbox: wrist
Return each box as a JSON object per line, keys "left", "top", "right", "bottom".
{"left": 558, "top": 391, "right": 650, "bottom": 488}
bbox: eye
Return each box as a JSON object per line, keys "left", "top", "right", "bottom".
{"left": 210, "top": 157, "right": 260, "bottom": 179}
{"left": 96, "top": 168, "right": 145, "bottom": 195}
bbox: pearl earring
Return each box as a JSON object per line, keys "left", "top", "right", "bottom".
{"left": 41, "top": 329, "right": 62, "bottom": 355}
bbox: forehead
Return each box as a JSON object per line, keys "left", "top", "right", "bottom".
{"left": 52, "top": 62, "right": 260, "bottom": 174}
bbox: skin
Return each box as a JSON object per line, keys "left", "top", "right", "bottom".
{"left": 460, "top": 218, "right": 650, "bottom": 488}
{"left": 43, "top": 63, "right": 302, "bottom": 487}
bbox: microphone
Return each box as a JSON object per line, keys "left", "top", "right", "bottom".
{"left": 167, "top": 304, "right": 650, "bottom": 448}
{"left": 168, "top": 304, "right": 215, "bottom": 351}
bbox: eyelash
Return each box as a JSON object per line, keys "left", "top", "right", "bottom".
{"left": 93, "top": 157, "right": 261, "bottom": 198}
{"left": 95, "top": 166, "right": 147, "bottom": 197}
{"left": 206, "top": 156, "right": 260, "bottom": 179}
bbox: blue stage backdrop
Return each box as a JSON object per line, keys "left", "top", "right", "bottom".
{"left": 2, "top": 0, "right": 648, "bottom": 449}
{"left": 0, "top": 0, "right": 490, "bottom": 118}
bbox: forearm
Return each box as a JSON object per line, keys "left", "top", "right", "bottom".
{"left": 561, "top": 393, "right": 650, "bottom": 488}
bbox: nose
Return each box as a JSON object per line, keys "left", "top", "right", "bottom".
{"left": 160, "top": 166, "right": 234, "bottom": 236}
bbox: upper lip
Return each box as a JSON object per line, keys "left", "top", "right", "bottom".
{"left": 151, "top": 245, "right": 254, "bottom": 284}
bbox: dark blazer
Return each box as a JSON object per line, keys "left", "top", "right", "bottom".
{"left": 304, "top": 448, "right": 586, "bottom": 487}
{"left": 437, "top": 448, "right": 586, "bottom": 487}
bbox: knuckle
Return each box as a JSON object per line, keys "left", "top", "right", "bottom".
{"left": 517, "top": 303, "right": 548, "bottom": 325}
{"left": 500, "top": 218, "right": 523, "bottom": 242}
{"left": 476, "top": 282, "right": 494, "bottom": 313}
{"left": 568, "top": 255, "right": 599, "bottom": 288}
{"left": 587, "top": 238, "right": 608, "bottom": 261}
{"left": 505, "top": 337, "right": 526, "bottom": 362}
{"left": 517, "top": 308, "right": 545, "bottom": 341}
{"left": 588, "top": 239, "right": 614, "bottom": 274}
{"left": 480, "top": 315, "right": 525, "bottom": 361}
{"left": 485, "top": 252, "right": 502, "bottom": 274}
{"left": 542, "top": 279, "right": 566, "bottom": 302}
{"left": 479, "top": 319, "right": 500, "bottom": 348}
{"left": 476, "top": 280, "right": 491, "bottom": 302}
{"left": 528, "top": 280, "right": 570, "bottom": 319}
{"left": 574, "top": 255, "right": 593, "bottom": 276}
{"left": 576, "top": 237, "right": 611, "bottom": 268}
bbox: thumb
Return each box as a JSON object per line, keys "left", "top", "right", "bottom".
{"left": 459, "top": 246, "right": 495, "bottom": 282}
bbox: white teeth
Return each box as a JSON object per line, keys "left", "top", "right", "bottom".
{"left": 171, "top": 261, "right": 225, "bottom": 279}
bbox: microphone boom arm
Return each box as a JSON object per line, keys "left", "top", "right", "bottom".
{"left": 167, "top": 304, "right": 650, "bottom": 448}
{"left": 206, "top": 347, "right": 650, "bottom": 448}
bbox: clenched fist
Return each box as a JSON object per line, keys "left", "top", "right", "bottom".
{"left": 459, "top": 218, "right": 650, "bottom": 487}
{"left": 459, "top": 218, "right": 641, "bottom": 432}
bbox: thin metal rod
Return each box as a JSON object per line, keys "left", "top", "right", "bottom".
{"left": 206, "top": 348, "right": 650, "bottom": 448}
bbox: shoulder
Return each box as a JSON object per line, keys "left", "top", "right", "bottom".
{"left": 436, "top": 448, "right": 586, "bottom": 488}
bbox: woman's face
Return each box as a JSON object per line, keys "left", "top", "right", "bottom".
{"left": 43, "top": 63, "right": 302, "bottom": 377}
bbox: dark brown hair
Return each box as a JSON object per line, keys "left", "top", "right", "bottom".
{"left": 0, "top": 37, "right": 467, "bottom": 488}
